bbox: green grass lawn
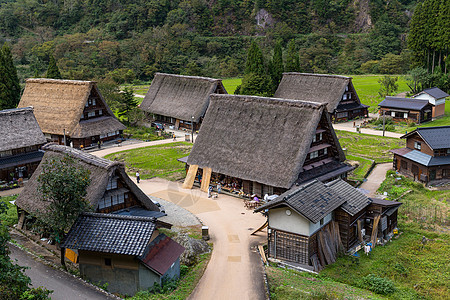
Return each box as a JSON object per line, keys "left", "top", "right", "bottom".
{"left": 104, "top": 142, "right": 192, "bottom": 181}
{"left": 124, "top": 126, "right": 168, "bottom": 141}
{"left": 222, "top": 78, "right": 242, "bottom": 94}
{"left": 267, "top": 266, "right": 385, "bottom": 299}
{"left": 346, "top": 154, "right": 374, "bottom": 182}
{"left": 0, "top": 195, "right": 18, "bottom": 226}
{"left": 337, "top": 130, "right": 405, "bottom": 163}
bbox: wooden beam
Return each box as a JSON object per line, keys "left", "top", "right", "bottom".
{"left": 251, "top": 221, "right": 268, "bottom": 235}
{"left": 200, "top": 167, "right": 212, "bottom": 192}
{"left": 371, "top": 215, "right": 381, "bottom": 247}
{"left": 357, "top": 219, "right": 363, "bottom": 242}
{"left": 182, "top": 165, "right": 198, "bottom": 189}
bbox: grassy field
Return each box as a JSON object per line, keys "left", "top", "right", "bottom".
{"left": 123, "top": 126, "right": 168, "bottom": 141}
{"left": 267, "top": 266, "right": 384, "bottom": 299}
{"left": 336, "top": 130, "right": 405, "bottom": 163}
{"left": 346, "top": 154, "right": 374, "bottom": 182}
{"left": 104, "top": 142, "right": 192, "bottom": 181}
{"left": 0, "top": 195, "right": 18, "bottom": 226}
{"left": 222, "top": 78, "right": 242, "bottom": 94}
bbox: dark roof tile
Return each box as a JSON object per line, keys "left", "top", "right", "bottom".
{"left": 379, "top": 97, "right": 430, "bottom": 111}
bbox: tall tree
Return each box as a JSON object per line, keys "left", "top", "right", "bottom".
{"left": 285, "top": 39, "right": 300, "bottom": 72}
{"left": 0, "top": 43, "right": 20, "bottom": 110}
{"left": 270, "top": 41, "right": 284, "bottom": 92}
{"left": 37, "top": 155, "right": 91, "bottom": 269}
{"left": 118, "top": 87, "right": 139, "bottom": 125}
{"left": 378, "top": 76, "right": 398, "bottom": 98}
{"left": 46, "top": 55, "right": 62, "bottom": 79}
{"left": 244, "top": 40, "right": 265, "bottom": 76}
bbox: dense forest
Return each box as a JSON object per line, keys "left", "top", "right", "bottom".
{"left": 0, "top": 0, "right": 443, "bottom": 87}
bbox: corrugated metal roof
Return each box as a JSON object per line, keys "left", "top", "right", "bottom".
{"left": 62, "top": 212, "right": 156, "bottom": 256}
{"left": 403, "top": 150, "right": 432, "bottom": 166}
{"left": 139, "top": 234, "right": 185, "bottom": 276}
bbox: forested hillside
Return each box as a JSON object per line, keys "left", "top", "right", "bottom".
{"left": 0, "top": 0, "right": 421, "bottom": 83}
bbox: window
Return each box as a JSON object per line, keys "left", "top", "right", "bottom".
{"left": 85, "top": 101, "right": 88, "bottom": 107}
{"left": 104, "top": 258, "right": 112, "bottom": 266}
{"left": 99, "top": 109, "right": 103, "bottom": 115}
{"left": 443, "top": 169, "right": 449, "bottom": 178}
{"left": 401, "top": 160, "right": 407, "bottom": 170}
{"left": 391, "top": 111, "right": 395, "bottom": 117}
{"left": 92, "top": 99, "right": 96, "bottom": 106}
{"left": 447, "top": 149, "right": 450, "bottom": 154}
{"left": 336, "top": 112, "right": 348, "bottom": 118}
{"left": 403, "top": 112, "right": 408, "bottom": 118}
{"left": 88, "top": 99, "right": 92, "bottom": 105}
{"left": 310, "top": 151, "right": 319, "bottom": 159}
{"left": 323, "top": 148, "right": 328, "bottom": 156}
{"left": 343, "top": 94, "right": 347, "bottom": 100}
{"left": 106, "top": 178, "right": 117, "bottom": 190}
{"left": 414, "top": 141, "right": 421, "bottom": 150}
{"left": 348, "top": 93, "right": 351, "bottom": 99}
{"left": 98, "top": 197, "right": 110, "bottom": 209}
{"left": 88, "top": 111, "right": 96, "bottom": 118}
{"left": 100, "top": 134, "right": 107, "bottom": 139}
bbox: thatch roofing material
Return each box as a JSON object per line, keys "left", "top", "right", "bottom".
{"left": 187, "top": 94, "right": 327, "bottom": 189}
{"left": 140, "top": 73, "right": 227, "bottom": 122}
{"left": 15, "top": 144, "right": 159, "bottom": 215}
{"left": 72, "top": 116, "right": 126, "bottom": 139}
{"left": 274, "top": 73, "right": 351, "bottom": 112}
{"left": 18, "top": 78, "right": 123, "bottom": 137}
{"left": 0, "top": 107, "right": 46, "bottom": 152}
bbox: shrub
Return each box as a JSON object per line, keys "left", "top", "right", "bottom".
{"left": 361, "top": 274, "right": 396, "bottom": 295}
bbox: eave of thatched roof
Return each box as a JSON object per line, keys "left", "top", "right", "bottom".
{"left": 274, "top": 73, "right": 351, "bottom": 112}
{"left": 187, "top": 94, "right": 327, "bottom": 189}
{"left": 140, "top": 73, "right": 227, "bottom": 122}
{"left": 0, "top": 107, "right": 46, "bottom": 152}
{"left": 71, "top": 116, "right": 126, "bottom": 138}
{"left": 15, "top": 144, "right": 159, "bottom": 215}
{"left": 18, "top": 79, "right": 122, "bottom": 137}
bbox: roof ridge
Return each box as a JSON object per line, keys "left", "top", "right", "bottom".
{"left": 42, "top": 143, "right": 123, "bottom": 169}
{"left": 282, "top": 72, "right": 352, "bottom": 80}
{"left": 211, "top": 94, "right": 326, "bottom": 110}
{"left": 81, "top": 212, "right": 157, "bottom": 222}
{"left": 25, "top": 78, "right": 94, "bottom": 85}
{"left": 156, "top": 72, "right": 221, "bottom": 83}
{"left": 385, "top": 96, "right": 429, "bottom": 102}
{"left": 0, "top": 106, "right": 34, "bottom": 115}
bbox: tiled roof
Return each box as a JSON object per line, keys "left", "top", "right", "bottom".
{"left": 139, "top": 234, "right": 185, "bottom": 276}
{"left": 379, "top": 97, "right": 430, "bottom": 111}
{"left": 255, "top": 180, "right": 346, "bottom": 223}
{"left": 326, "top": 179, "right": 371, "bottom": 216}
{"left": 62, "top": 212, "right": 156, "bottom": 256}
{"left": 421, "top": 87, "right": 450, "bottom": 99}
{"left": 414, "top": 126, "right": 450, "bottom": 150}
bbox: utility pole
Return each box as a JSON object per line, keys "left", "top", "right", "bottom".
{"left": 382, "top": 111, "right": 386, "bottom": 137}
{"left": 63, "top": 129, "right": 67, "bottom": 145}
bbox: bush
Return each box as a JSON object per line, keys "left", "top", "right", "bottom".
{"left": 361, "top": 274, "right": 396, "bottom": 295}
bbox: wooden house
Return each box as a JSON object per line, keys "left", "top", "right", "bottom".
{"left": 378, "top": 97, "right": 432, "bottom": 124}
{"left": 62, "top": 213, "right": 184, "bottom": 296}
{"left": 274, "top": 73, "right": 369, "bottom": 122}
{"left": 391, "top": 126, "right": 450, "bottom": 184}
{"left": 182, "top": 94, "right": 353, "bottom": 197}
{"left": 255, "top": 179, "right": 400, "bottom": 271}
{"left": 0, "top": 107, "right": 46, "bottom": 183}
{"left": 140, "top": 73, "right": 227, "bottom": 131}
{"left": 413, "top": 87, "right": 449, "bottom": 118}
{"left": 18, "top": 79, "right": 126, "bottom": 149}
{"left": 15, "top": 144, "right": 161, "bottom": 229}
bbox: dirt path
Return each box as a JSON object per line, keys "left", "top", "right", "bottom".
{"left": 359, "top": 163, "right": 393, "bottom": 197}
{"left": 333, "top": 115, "right": 403, "bottom": 138}
{"left": 107, "top": 175, "right": 268, "bottom": 300}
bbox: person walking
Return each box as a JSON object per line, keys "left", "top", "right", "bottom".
{"left": 217, "top": 182, "right": 222, "bottom": 194}
{"left": 173, "top": 133, "right": 177, "bottom": 141}
{"left": 208, "top": 185, "right": 213, "bottom": 198}
{"left": 136, "top": 171, "right": 140, "bottom": 184}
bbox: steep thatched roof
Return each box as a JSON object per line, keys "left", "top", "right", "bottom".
{"left": 18, "top": 79, "right": 124, "bottom": 137}
{"left": 15, "top": 144, "right": 159, "bottom": 215}
{"left": 0, "top": 107, "right": 46, "bottom": 152}
{"left": 274, "top": 73, "right": 352, "bottom": 112}
{"left": 140, "top": 73, "right": 227, "bottom": 122}
{"left": 72, "top": 116, "right": 126, "bottom": 139}
{"left": 187, "top": 94, "right": 333, "bottom": 189}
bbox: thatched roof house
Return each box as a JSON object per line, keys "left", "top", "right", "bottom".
{"left": 274, "top": 73, "right": 368, "bottom": 121}
{"left": 0, "top": 107, "right": 46, "bottom": 182}
{"left": 140, "top": 73, "right": 227, "bottom": 130}
{"left": 182, "top": 94, "right": 351, "bottom": 197}
{"left": 18, "top": 79, "right": 126, "bottom": 149}
{"left": 15, "top": 144, "right": 160, "bottom": 228}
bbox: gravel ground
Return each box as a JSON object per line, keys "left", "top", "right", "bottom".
{"left": 149, "top": 195, "right": 202, "bottom": 227}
